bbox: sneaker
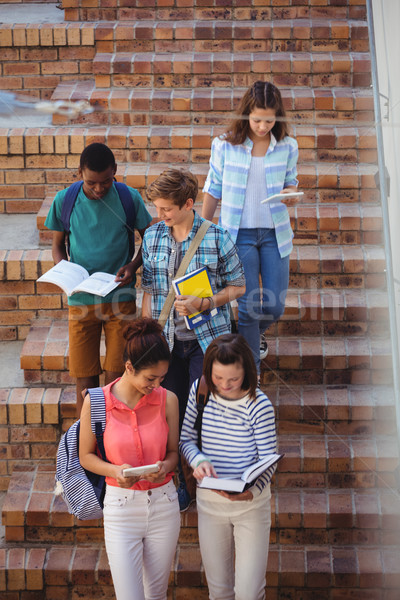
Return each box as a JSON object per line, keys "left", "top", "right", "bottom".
{"left": 260, "top": 335, "right": 269, "bottom": 360}
{"left": 177, "top": 481, "right": 193, "bottom": 512}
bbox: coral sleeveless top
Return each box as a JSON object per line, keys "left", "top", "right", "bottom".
{"left": 103, "top": 380, "right": 173, "bottom": 490}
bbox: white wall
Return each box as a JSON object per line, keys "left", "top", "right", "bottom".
{"left": 371, "top": 0, "right": 400, "bottom": 368}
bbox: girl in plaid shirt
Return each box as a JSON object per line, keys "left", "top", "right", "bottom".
{"left": 202, "top": 81, "right": 300, "bottom": 374}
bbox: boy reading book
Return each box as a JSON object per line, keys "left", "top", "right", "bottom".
{"left": 44, "top": 143, "right": 152, "bottom": 414}
{"left": 141, "top": 168, "right": 245, "bottom": 510}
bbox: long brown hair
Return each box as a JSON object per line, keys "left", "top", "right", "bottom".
{"left": 225, "top": 81, "right": 289, "bottom": 145}
{"left": 202, "top": 334, "right": 258, "bottom": 401}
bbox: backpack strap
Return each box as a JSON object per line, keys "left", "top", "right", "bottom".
{"left": 88, "top": 387, "right": 107, "bottom": 462}
{"left": 114, "top": 181, "right": 136, "bottom": 258}
{"left": 193, "top": 375, "right": 209, "bottom": 452}
{"left": 60, "top": 180, "right": 137, "bottom": 258}
{"left": 60, "top": 181, "right": 83, "bottom": 233}
{"left": 60, "top": 181, "right": 83, "bottom": 256}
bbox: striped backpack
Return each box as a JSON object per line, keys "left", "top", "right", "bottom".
{"left": 55, "top": 387, "right": 108, "bottom": 520}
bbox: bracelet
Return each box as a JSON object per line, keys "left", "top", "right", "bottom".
{"left": 195, "top": 458, "right": 211, "bottom": 468}
{"left": 199, "top": 296, "right": 213, "bottom": 312}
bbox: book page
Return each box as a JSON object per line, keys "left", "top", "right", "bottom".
{"left": 72, "top": 272, "right": 119, "bottom": 297}
{"left": 198, "top": 476, "right": 245, "bottom": 493}
{"left": 241, "top": 454, "right": 282, "bottom": 483}
{"left": 37, "top": 260, "right": 89, "bottom": 296}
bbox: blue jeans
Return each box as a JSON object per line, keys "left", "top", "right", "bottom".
{"left": 236, "top": 228, "right": 290, "bottom": 373}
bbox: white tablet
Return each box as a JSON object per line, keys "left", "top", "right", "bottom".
{"left": 261, "top": 191, "right": 304, "bottom": 203}
{"left": 122, "top": 464, "right": 160, "bottom": 477}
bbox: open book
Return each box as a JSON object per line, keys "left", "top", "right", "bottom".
{"left": 37, "top": 260, "right": 120, "bottom": 297}
{"left": 197, "top": 453, "right": 283, "bottom": 493}
{"left": 173, "top": 266, "right": 219, "bottom": 330}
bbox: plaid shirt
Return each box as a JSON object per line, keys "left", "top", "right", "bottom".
{"left": 203, "top": 134, "right": 299, "bottom": 258}
{"left": 142, "top": 211, "right": 245, "bottom": 353}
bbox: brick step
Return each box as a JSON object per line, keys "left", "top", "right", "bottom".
{"left": 276, "top": 433, "right": 399, "bottom": 489}
{"left": 20, "top": 316, "right": 391, "bottom": 385}
{"left": 266, "top": 384, "right": 396, "bottom": 436}
{"left": 0, "top": 19, "right": 369, "bottom": 49}
{"left": 83, "top": 19, "right": 370, "bottom": 53}
{"left": 0, "top": 125, "right": 378, "bottom": 172}
{"left": 51, "top": 81, "right": 375, "bottom": 127}
{"left": 63, "top": 0, "right": 367, "bottom": 23}
{"left": 0, "top": 241, "right": 387, "bottom": 346}
{"left": 3, "top": 242, "right": 386, "bottom": 287}
{"left": 0, "top": 149, "right": 379, "bottom": 211}
{"left": 18, "top": 122, "right": 375, "bottom": 166}
{"left": 3, "top": 466, "right": 400, "bottom": 546}
{"left": 2, "top": 539, "right": 399, "bottom": 599}
{"left": 0, "top": 386, "right": 75, "bottom": 491}
{"left": 0, "top": 382, "right": 394, "bottom": 491}
{"left": 36, "top": 200, "right": 383, "bottom": 246}
{"left": 92, "top": 51, "right": 372, "bottom": 90}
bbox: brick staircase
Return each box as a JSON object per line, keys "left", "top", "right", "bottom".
{"left": 1, "top": 0, "right": 400, "bottom": 598}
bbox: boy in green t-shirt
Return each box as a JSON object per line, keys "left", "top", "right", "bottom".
{"left": 45, "top": 143, "right": 152, "bottom": 414}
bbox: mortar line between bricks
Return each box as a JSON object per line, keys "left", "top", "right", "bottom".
{"left": 262, "top": 361, "right": 400, "bottom": 501}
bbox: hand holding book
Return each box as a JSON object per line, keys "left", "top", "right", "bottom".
{"left": 172, "top": 267, "right": 219, "bottom": 329}
{"left": 196, "top": 453, "right": 283, "bottom": 493}
{"left": 174, "top": 295, "right": 205, "bottom": 316}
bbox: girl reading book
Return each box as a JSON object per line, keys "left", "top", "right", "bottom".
{"left": 202, "top": 80, "right": 300, "bottom": 373}
{"left": 79, "top": 318, "right": 180, "bottom": 600}
{"left": 180, "top": 333, "right": 277, "bottom": 600}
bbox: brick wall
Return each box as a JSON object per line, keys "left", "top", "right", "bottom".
{"left": 0, "top": 23, "right": 96, "bottom": 99}
{"left": 0, "top": 387, "right": 75, "bottom": 491}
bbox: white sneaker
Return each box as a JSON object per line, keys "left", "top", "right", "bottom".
{"left": 260, "top": 334, "right": 269, "bottom": 360}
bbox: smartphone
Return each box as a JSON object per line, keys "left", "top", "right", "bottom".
{"left": 261, "top": 191, "right": 304, "bottom": 203}
{"left": 122, "top": 464, "right": 160, "bottom": 477}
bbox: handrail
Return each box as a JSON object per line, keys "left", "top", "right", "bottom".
{"left": 366, "top": 0, "right": 400, "bottom": 440}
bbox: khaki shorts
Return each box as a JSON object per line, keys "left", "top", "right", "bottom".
{"left": 68, "top": 300, "right": 137, "bottom": 378}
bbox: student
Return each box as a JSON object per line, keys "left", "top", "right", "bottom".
{"left": 45, "top": 142, "right": 152, "bottom": 414}
{"left": 180, "top": 333, "right": 277, "bottom": 600}
{"left": 79, "top": 318, "right": 180, "bottom": 600}
{"left": 141, "top": 167, "right": 245, "bottom": 510}
{"left": 202, "top": 80, "right": 300, "bottom": 374}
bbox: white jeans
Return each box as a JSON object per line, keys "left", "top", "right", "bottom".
{"left": 196, "top": 484, "right": 272, "bottom": 600}
{"left": 103, "top": 480, "right": 180, "bottom": 600}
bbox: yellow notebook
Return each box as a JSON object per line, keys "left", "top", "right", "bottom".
{"left": 172, "top": 266, "right": 219, "bottom": 329}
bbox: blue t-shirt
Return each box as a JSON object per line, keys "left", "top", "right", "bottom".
{"left": 45, "top": 183, "right": 152, "bottom": 305}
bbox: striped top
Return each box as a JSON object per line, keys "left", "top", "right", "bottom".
{"left": 179, "top": 380, "right": 277, "bottom": 496}
{"left": 203, "top": 133, "right": 299, "bottom": 258}
{"left": 240, "top": 156, "right": 273, "bottom": 229}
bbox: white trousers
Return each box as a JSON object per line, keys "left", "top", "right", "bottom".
{"left": 196, "top": 484, "right": 272, "bottom": 600}
{"left": 103, "top": 480, "right": 180, "bottom": 600}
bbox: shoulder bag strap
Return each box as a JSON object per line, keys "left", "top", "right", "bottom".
{"left": 88, "top": 387, "right": 107, "bottom": 462}
{"left": 158, "top": 219, "right": 212, "bottom": 329}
